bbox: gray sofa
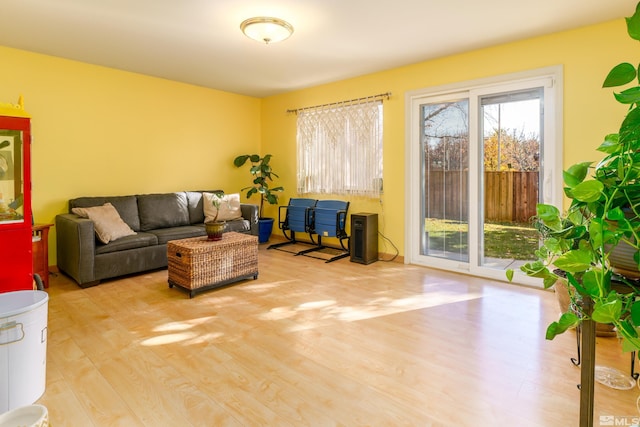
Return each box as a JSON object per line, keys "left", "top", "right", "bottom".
{"left": 55, "top": 191, "right": 258, "bottom": 287}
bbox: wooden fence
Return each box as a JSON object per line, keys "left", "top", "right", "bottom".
{"left": 426, "top": 170, "right": 538, "bottom": 222}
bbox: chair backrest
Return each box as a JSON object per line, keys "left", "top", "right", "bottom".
{"left": 284, "top": 198, "right": 317, "bottom": 232}
{"left": 311, "top": 200, "right": 349, "bottom": 237}
{"left": 289, "top": 198, "right": 317, "bottom": 208}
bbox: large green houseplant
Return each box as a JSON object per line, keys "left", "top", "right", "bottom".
{"left": 233, "top": 154, "right": 284, "bottom": 242}
{"left": 509, "top": 6, "right": 640, "bottom": 423}
{"left": 510, "top": 2, "right": 640, "bottom": 351}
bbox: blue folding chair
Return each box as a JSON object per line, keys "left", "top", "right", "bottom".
{"left": 298, "top": 200, "right": 350, "bottom": 263}
{"left": 268, "top": 198, "right": 317, "bottom": 251}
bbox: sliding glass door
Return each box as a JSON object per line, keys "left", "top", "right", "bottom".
{"left": 421, "top": 97, "right": 470, "bottom": 262}
{"left": 406, "top": 68, "right": 562, "bottom": 285}
{"left": 479, "top": 88, "right": 542, "bottom": 272}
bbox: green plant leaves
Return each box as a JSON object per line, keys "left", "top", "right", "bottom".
{"left": 536, "top": 203, "right": 559, "bottom": 219}
{"left": 619, "top": 107, "right": 640, "bottom": 142}
{"left": 603, "top": 63, "right": 637, "bottom": 88}
{"left": 519, "top": 261, "right": 549, "bottom": 277}
{"left": 620, "top": 319, "right": 639, "bottom": 341}
{"left": 553, "top": 248, "right": 592, "bottom": 273}
{"left": 563, "top": 162, "right": 592, "bottom": 187}
{"left": 536, "top": 203, "right": 561, "bottom": 229}
{"left": 518, "top": 261, "right": 558, "bottom": 288}
{"left": 597, "top": 134, "right": 620, "bottom": 154}
{"left": 265, "top": 193, "right": 279, "bottom": 204}
{"left": 244, "top": 187, "right": 257, "bottom": 198}
{"left": 621, "top": 324, "right": 640, "bottom": 352}
{"left": 631, "top": 300, "right": 640, "bottom": 325}
{"left": 606, "top": 206, "right": 626, "bottom": 221}
{"left": 543, "top": 237, "right": 562, "bottom": 252}
{"left": 581, "top": 270, "right": 602, "bottom": 297}
{"left": 505, "top": 269, "right": 514, "bottom": 282}
{"left": 565, "top": 180, "right": 604, "bottom": 203}
{"left": 519, "top": 1, "right": 640, "bottom": 354}
{"left": 567, "top": 209, "right": 588, "bottom": 228}
{"left": 566, "top": 272, "right": 589, "bottom": 296}
{"left": 589, "top": 217, "right": 618, "bottom": 249}
{"left": 592, "top": 294, "right": 623, "bottom": 323}
{"left": 233, "top": 155, "right": 250, "bottom": 167}
{"left": 234, "top": 153, "right": 284, "bottom": 218}
{"left": 615, "top": 86, "right": 640, "bottom": 104}
{"left": 627, "top": 2, "right": 640, "bottom": 42}
{"left": 546, "top": 312, "right": 580, "bottom": 340}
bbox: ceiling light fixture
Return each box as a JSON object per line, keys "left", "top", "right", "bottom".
{"left": 240, "top": 17, "right": 294, "bottom": 45}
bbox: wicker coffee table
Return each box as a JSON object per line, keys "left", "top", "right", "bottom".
{"left": 167, "top": 232, "right": 258, "bottom": 297}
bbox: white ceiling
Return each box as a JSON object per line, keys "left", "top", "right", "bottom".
{"left": 0, "top": 0, "right": 636, "bottom": 98}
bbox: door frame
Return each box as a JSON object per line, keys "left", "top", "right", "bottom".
{"left": 404, "top": 66, "right": 564, "bottom": 286}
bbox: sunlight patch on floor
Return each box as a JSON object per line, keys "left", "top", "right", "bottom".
{"left": 298, "top": 300, "right": 337, "bottom": 310}
{"left": 153, "top": 316, "right": 216, "bottom": 332}
{"left": 328, "top": 291, "right": 483, "bottom": 322}
{"left": 141, "top": 332, "right": 198, "bottom": 346}
{"left": 240, "top": 281, "right": 294, "bottom": 292}
{"left": 276, "top": 290, "right": 484, "bottom": 331}
{"left": 142, "top": 316, "right": 223, "bottom": 346}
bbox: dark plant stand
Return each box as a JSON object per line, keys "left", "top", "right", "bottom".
{"left": 574, "top": 279, "right": 639, "bottom": 427}
{"left": 578, "top": 297, "right": 596, "bottom": 427}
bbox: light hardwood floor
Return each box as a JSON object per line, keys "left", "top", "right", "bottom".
{"left": 37, "top": 245, "right": 640, "bottom": 426}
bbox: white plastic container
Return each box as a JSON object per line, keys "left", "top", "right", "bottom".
{"left": 0, "top": 291, "right": 48, "bottom": 413}
{"left": 0, "top": 404, "right": 48, "bottom": 426}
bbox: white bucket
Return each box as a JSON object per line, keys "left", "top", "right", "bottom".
{"left": 0, "top": 404, "right": 48, "bottom": 427}
{"left": 0, "top": 291, "right": 48, "bottom": 413}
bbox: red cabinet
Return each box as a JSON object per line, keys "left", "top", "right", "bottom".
{"left": 0, "top": 100, "right": 32, "bottom": 292}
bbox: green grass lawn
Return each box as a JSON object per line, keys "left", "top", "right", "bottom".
{"left": 425, "top": 218, "right": 538, "bottom": 260}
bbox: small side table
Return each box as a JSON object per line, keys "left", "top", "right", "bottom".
{"left": 32, "top": 223, "right": 53, "bottom": 288}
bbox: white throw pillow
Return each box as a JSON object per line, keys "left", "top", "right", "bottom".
{"left": 203, "top": 192, "right": 242, "bottom": 222}
{"left": 72, "top": 203, "right": 136, "bottom": 244}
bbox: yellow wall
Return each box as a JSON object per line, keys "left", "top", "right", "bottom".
{"left": 0, "top": 46, "right": 261, "bottom": 264}
{"left": 262, "top": 18, "right": 636, "bottom": 257}
{"left": 0, "top": 17, "right": 635, "bottom": 266}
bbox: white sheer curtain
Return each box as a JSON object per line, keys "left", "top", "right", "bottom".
{"left": 296, "top": 99, "right": 383, "bottom": 197}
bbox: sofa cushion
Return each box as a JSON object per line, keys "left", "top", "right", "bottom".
{"left": 72, "top": 203, "right": 137, "bottom": 244}
{"left": 186, "top": 190, "right": 224, "bottom": 224}
{"left": 70, "top": 195, "right": 140, "bottom": 231}
{"left": 148, "top": 225, "right": 206, "bottom": 245}
{"left": 203, "top": 192, "right": 242, "bottom": 222}
{"left": 186, "top": 191, "right": 206, "bottom": 224}
{"left": 137, "top": 193, "right": 189, "bottom": 231}
{"left": 95, "top": 232, "right": 158, "bottom": 255}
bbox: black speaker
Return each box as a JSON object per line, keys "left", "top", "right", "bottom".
{"left": 350, "top": 213, "right": 378, "bottom": 264}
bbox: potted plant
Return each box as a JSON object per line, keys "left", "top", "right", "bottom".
{"left": 233, "top": 154, "right": 284, "bottom": 243}
{"left": 511, "top": 1, "right": 640, "bottom": 351}
{"left": 204, "top": 191, "right": 226, "bottom": 241}
{"left": 509, "top": 3, "right": 640, "bottom": 424}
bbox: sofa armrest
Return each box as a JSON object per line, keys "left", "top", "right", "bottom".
{"left": 55, "top": 213, "right": 97, "bottom": 285}
{"left": 240, "top": 203, "right": 259, "bottom": 236}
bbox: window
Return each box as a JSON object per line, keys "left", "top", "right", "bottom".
{"left": 296, "top": 100, "right": 383, "bottom": 197}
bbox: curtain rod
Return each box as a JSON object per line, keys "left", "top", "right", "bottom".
{"left": 287, "top": 91, "right": 391, "bottom": 114}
